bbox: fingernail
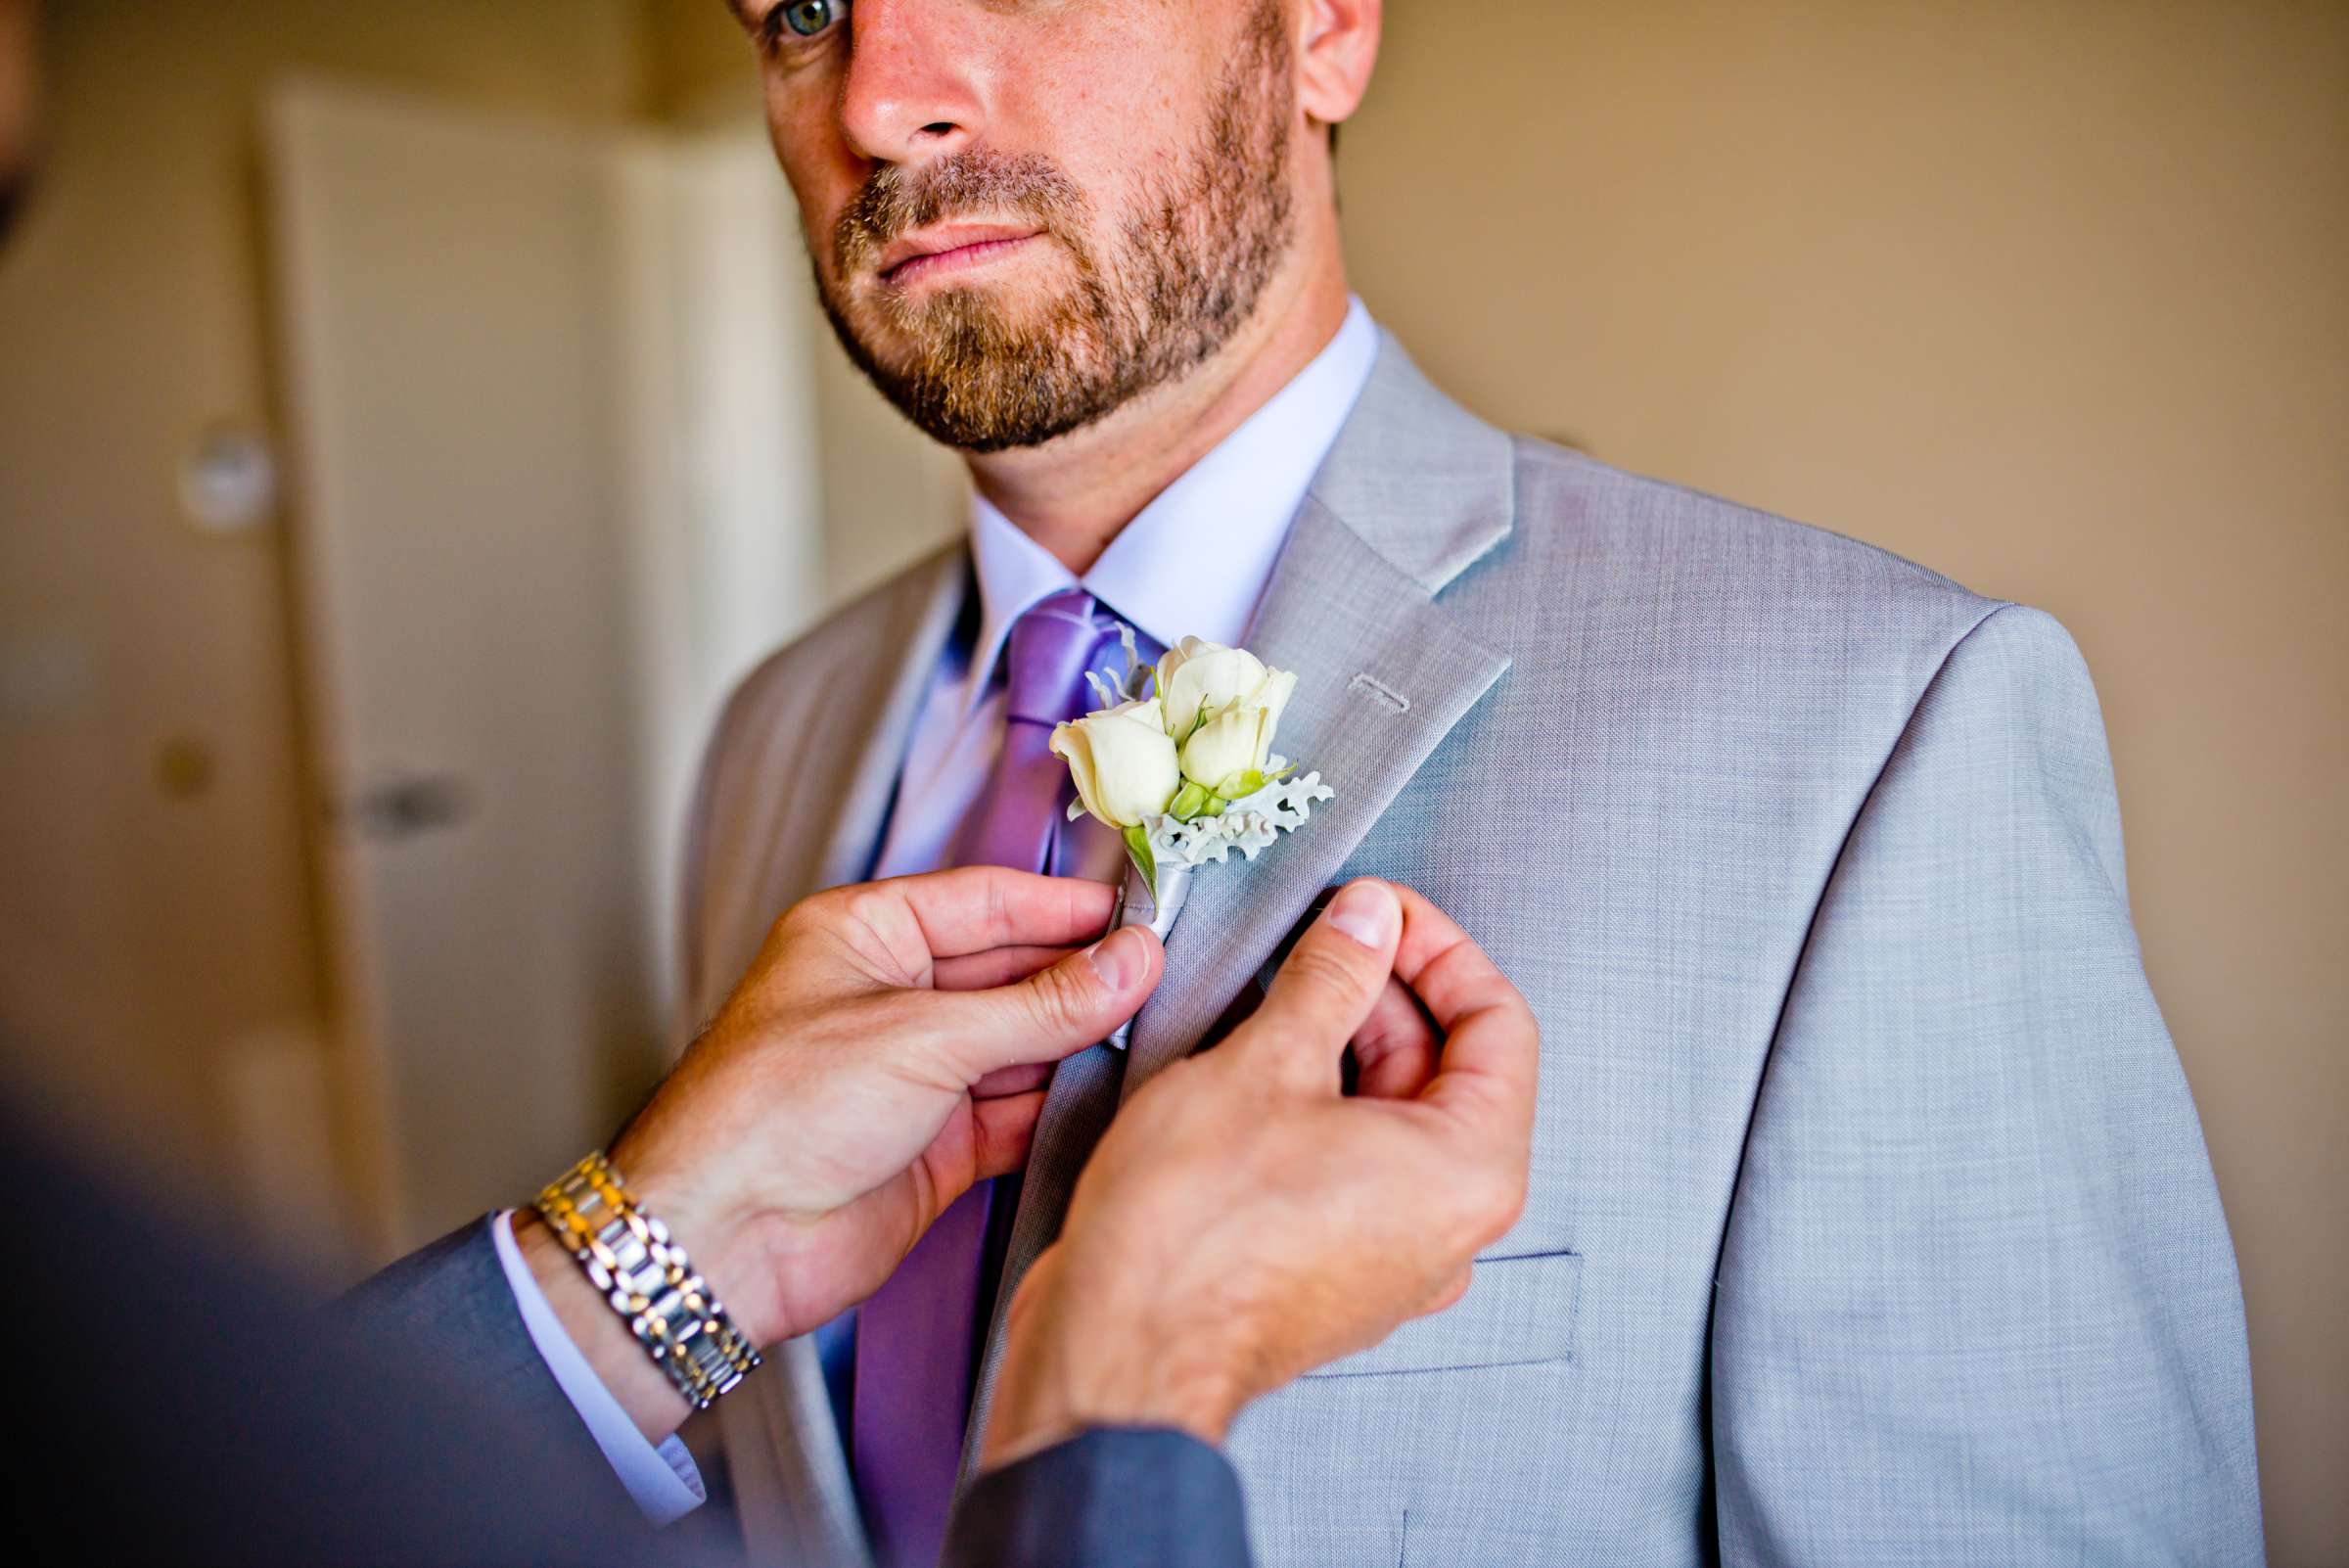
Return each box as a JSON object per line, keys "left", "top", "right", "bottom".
{"left": 1326, "top": 881, "right": 1397, "bottom": 948}
{"left": 1085, "top": 927, "right": 1146, "bottom": 992}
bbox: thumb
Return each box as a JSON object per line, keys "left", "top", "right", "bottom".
{"left": 941, "top": 924, "right": 1164, "bottom": 1079}
{"left": 1242, "top": 878, "right": 1403, "bottom": 1092}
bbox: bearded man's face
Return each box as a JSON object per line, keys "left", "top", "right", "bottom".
{"left": 742, "top": 0, "right": 1301, "bottom": 453}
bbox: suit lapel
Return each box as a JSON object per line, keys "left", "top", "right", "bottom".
{"left": 1119, "top": 329, "right": 1520, "bottom": 1099}
{"left": 959, "top": 335, "right": 1518, "bottom": 1480}
{"left": 1118, "top": 497, "right": 1513, "bottom": 1099}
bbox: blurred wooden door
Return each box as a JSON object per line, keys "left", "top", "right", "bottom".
{"left": 268, "top": 82, "right": 824, "bottom": 1255}
{"left": 267, "top": 81, "right": 646, "bottom": 1249}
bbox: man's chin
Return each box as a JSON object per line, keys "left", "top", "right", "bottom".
{"left": 819, "top": 264, "right": 1152, "bottom": 452}
{"left": 846, "top": 297, "right": 1093, "bottom": 381}
{"left": 866, "top": 272, "right": 1073, "bottom": 338}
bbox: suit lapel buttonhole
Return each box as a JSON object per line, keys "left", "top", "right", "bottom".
{"left": 1348, "top": 672, "right": 1411, "bottom": 714}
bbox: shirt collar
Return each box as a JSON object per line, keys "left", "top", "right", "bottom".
{"left": 962, "top": 297, "right": 1380, "bottom": 711}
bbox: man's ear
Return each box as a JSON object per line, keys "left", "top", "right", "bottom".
{"left": 1296, "top": 0, "right": 1380, "bottom": 136}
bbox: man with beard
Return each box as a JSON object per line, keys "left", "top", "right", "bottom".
{"left": 505, "top": 1, "right": 2261, "bottom": 1565}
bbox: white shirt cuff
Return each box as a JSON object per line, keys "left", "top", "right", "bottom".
{"left": 490, "top": 1210, "right": 707, "bottom": 1526}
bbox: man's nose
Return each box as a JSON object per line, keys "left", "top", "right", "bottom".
{"left": 837, "top": 0, "right": 987, "bottom": 166}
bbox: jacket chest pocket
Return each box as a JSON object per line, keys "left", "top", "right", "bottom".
{"left": 1304, "top": 1247, "right": 1582, "bottom": 1378}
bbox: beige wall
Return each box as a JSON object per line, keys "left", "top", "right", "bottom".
{"left": 651, "top": 1, "right": 2349, "bottom": 1557}
{"left": 0, "top": 0, "right": 647, "bottom": 1163}
{"left": 645, "top": 0, "right": 763, "bottom": 123}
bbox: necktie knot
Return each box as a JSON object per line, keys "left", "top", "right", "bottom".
{"left": 1002, "top": 589, "right": 1118, "bottom": 728}
{"left": 944, "top": 588, "right": 1129, "bottom": 877}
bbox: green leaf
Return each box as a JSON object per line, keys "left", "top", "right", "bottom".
{"left": 1169, "top": 781, "right": 1215, "bottom": 821}
{"left": 1122, "top": 825, "right": 1158, "bottom": 903}
{"left": 1213, "top": 767, "right": 1267, "bottom": 800}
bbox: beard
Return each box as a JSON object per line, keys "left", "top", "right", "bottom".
{"left": 814, "top": 1, "right": 1296, "bottom": 453}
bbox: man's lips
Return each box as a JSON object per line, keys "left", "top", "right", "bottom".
{"left": 876, "top": 223, "right": 1045, "bottom": 285}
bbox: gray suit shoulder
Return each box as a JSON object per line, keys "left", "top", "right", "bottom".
{"left": 716, "top": 543, "right": 965, "bottom": 745}
{"left": 1481, "top": 438, "right": 2127, "bottom": 806}
{"left": 1505, "top": 435, "right": 2008, "bottom": 644}
{"left": 689, "top": 541, "right": 961, "bottom": 835}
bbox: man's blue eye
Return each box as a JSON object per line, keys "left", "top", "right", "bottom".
{"left": 782, "top": 0, "right": 840, "bottom": 37}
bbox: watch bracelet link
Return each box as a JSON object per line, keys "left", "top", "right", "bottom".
{"left": 534, "top": 1152, "right": 761, "bottom": 1410}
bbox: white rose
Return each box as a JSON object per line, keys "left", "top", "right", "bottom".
{"left": 1050, "top": 697, "right": 1181, "bottom": 828}
{"left": 1179, "top": 703, "right": 1274, "bottom": 794}
{"left": 1155, "top": 638, "right": 1296, "bottom": 743}
{"left": 1155, "top": 637, "right": 1254, "bottom": 736}
{"left": 1150, "top": 641, "right": 1297, "bottom": 798}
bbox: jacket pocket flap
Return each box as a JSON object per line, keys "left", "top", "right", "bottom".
{"left": 1302, "top": 1248, "right": 1582, "bottom": 1379}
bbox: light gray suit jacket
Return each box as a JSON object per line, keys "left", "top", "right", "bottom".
{"left": 681, "top": 335, "right": 2262, "bottom": 1566}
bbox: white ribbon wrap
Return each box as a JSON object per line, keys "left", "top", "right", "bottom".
{"left": 1103, "top": 859, "right": 1193, "bottom": 1051}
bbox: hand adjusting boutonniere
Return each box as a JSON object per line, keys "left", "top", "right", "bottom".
{"left": 1050, "top": 630, "right": 1336, "bottom": 1048}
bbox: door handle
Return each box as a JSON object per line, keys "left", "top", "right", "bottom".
{"left": 345, "top": 772, "right": 473, "bottom": 841}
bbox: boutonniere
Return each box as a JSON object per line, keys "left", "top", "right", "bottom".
{"left": 1050, "top": 630, "right": 1335, "bottom": 1044}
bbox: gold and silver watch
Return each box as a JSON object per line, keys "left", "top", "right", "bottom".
{"left": 534, "top": 1152, "right": 761, "bottom": 1410}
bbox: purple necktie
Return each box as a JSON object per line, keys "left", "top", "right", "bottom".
{"left": 852, "top": 589, "right": 1123, "bottom": 1568}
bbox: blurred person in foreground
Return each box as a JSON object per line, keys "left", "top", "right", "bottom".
{"left": 571, "top": 2, "right": 2246, "bottom": 1565}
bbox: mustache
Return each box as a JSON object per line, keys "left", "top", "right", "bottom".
{"left": 834, "top": 151, "right": 1088, "bottom": 277}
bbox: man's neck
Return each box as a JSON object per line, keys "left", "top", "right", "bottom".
{"left": 965, "top": 259, "right": 1355, "bottom": 576}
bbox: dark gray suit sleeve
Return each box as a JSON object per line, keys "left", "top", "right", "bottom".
{"left": 1710, "top": 606, "right": 2264, "bottom": 1564}
{"left": 337, "top": 1217, "right": 600, "bottom": 1445}
{"left": 8, "top": 1099, "right": 695, "bottom": 1566}
{"left": 945, "top": 1427, "right": 1253, "bottom": 1568}
{"left": 335, "top": 1218, "right": 686, "bottom": 1556}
